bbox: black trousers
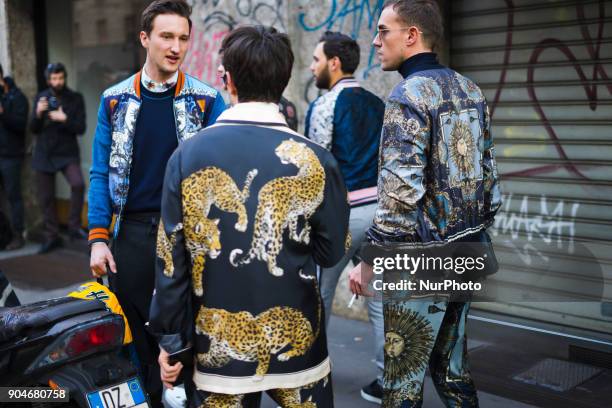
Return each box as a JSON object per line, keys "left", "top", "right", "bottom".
{"left": 0, "top": 157, "right": 24, "bottom": 234}
{"left": 109, "top": 213, "right": 163, "bottom": 407}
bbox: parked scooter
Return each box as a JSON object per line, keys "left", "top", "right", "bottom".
{"left": 0, "top": 279, "right": 150, "bottom": 408}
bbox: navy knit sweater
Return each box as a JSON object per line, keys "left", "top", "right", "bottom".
{"left": 125, "top": 85, "right": 178, "bottom": 213}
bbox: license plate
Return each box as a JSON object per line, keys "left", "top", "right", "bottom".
{"left": 87, "top": 378, "right": 148, "bottom": 408}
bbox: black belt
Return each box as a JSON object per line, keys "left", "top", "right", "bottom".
{"left": 122, "top": 212, "right": 160, "bottom": 236}
{"left": 123, "top": 211, "right": 160, "bottom": 224}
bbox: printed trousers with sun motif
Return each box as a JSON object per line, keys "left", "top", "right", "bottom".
{"left": 185, "top": 373, "right": 333, "bottom": 408}
{"left": 382, "top": 298, "right": 479, "bottom": 408}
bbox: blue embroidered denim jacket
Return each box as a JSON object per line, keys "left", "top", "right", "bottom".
{"left": 368, "top": 53, "right": 502, "bottom": 245}
{"left": 88, "top": 71, "right": 226, "bottom": 243}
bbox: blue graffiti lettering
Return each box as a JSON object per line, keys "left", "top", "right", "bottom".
{"left": 298, "top": 0, "right": 384, "bottom": 79}
{"left": 298, "top": 0, "right": 383, "bottom": 37}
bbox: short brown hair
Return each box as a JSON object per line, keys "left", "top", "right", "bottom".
{"left": 221, "top": 26, "right": 294, "bottom": 103}
{"left": 319, "top": 31, "right": 360, "bottom": 74}
{"left": 141, "top": 0, "right": 192, "bottom": 35}
{"left": 383, "top": 0, "right": 443, "bottom": 50}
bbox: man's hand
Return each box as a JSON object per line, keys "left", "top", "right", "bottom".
{"left": 0, "top": 103, "right": 4, "bottom": 115}
{"left": 36, "top": 97, "right": 48, "bottom": 118}
{"left": 90, "top": 242, "right": 117, "bottom": 278}
{"left": 48, "top": 106, "right": 67, "bottom": 123}
{"left": 349, "top": 261, "right": 375, "bottom": 297}
{"left": 159, "top": 348, "right": 183, "bottom": 389}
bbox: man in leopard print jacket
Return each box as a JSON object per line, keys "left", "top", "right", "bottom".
{"left": 149, "top": 26, "right": 350, "bottom": 407}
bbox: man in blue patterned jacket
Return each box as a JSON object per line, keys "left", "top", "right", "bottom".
{"left": 87, "top": 1, "right": 225, "bottom": 405}
{"left": 350, "top": 1, "right": 502, "bottom": 407}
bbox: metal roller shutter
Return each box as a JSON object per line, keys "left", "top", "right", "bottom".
{"left": 450, "top": 0, "right": 612, "bottom": 333}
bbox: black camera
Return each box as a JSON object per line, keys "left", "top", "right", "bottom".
{"left": 48, "top": 96, "right": 60, "bottom": 110}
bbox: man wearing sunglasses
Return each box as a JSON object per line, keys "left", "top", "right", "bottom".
{"left": 349, "top": 1, "right": 501, "bottom": 406}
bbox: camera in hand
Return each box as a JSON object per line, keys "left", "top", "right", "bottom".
{"left": 48, "top": 96, "right": 60, "bottom": 110}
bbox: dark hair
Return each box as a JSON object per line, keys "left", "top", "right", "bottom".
{"left": 141, "top": 0, "right": 192, "bottom": 35}
{"left": 0, "top": 64, "right": 3, "bottom": 78}
{"left": 319, "top": 31, "right": 360, "bottom": 74}
{"left": 221, "top": 26, "right": 294, "bottom": 103}
{"left": 45, "top": 62, "right": 67, "bottom": 79}
{"left": 383, "top": 0, "right": 444, "bottom": 50}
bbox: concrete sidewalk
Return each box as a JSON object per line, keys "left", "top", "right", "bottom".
{"left": 1, "top": 243, "right": 90, "bottom": 304}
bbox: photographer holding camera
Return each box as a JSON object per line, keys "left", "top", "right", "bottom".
{"left": 31, "top": 63, "right": 86, "bottom": 253}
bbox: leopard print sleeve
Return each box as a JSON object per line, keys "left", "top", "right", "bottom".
{"left": 309, "top": 152, "right": 350, "bottom": 268}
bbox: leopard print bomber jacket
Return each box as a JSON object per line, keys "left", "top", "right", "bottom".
{"left": 149, "top": 102, "right": 350, "bottom": 394}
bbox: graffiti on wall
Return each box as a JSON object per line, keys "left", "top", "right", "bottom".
{"left": 492, "top": 194, "right": 580, "bottom": 264}
{"left": 298, "top": 0, "right": 384, "bottom": 78}
{"left": 194, "top": 0, "right": 286, "bottom": 31}
{"left": 297, "top": 0, "right": 385, "bottom": 103}
{"left": 184, "top": 0, "right": 286, "bottom": 87}
{"left": 182, "top": 0, "right": 395, "bottom": 113}
{"left": 492, "top": 0, "right": 611, "bottom": 181}
{"left": 183, "top": 29, "right": 228, "bottom": 87}
{"left": 483, "top": 0, "right": 611, "bottom": 273}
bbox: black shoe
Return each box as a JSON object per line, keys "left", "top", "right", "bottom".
{"left": 38, "top": 237, "right": 63, "bottom": 254}
{"left": 361, "top": 379, "right": 382, "bottom": 405}
{"left": 69, "top": 228, "right": 88, "bottom": 240}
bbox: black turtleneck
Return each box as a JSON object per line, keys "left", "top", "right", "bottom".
{"left": 398, "top": 52, "right": 444, "bottom": 79}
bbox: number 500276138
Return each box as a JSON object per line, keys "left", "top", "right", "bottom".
{"left": 0, "top": 387, "right": 69, "bottom": 402}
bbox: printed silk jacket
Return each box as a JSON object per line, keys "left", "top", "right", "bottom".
{"left": 368, "top": 53, "right": 502, "bottom": 245}
{"left": 304, "top": 77, "right": 384, "bottom": 191}
{"left": 87, "top": 70, "right": 226, "bottom": 244}
{"left": 149, "top": 103, "right": 350, "bottom": 394}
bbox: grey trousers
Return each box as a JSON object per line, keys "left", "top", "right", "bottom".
{"left": 319, "top": 202, "right": 384, "bottom": 383}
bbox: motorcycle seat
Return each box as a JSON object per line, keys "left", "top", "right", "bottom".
{"left": 0, "top": 297, "right": 106, "bottom": 343}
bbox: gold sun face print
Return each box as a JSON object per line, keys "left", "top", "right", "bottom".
{"left": 385, "top": 332, "right": 405, "bottom": 358}
{"left": 449, "top": 119, "right": 475, "bottom": 178}
{"left": 383, "top": 304, "right": 435, "bottom": 385}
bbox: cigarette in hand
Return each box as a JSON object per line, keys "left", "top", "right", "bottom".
{"left": 347, "top": 293, "right": 357, "bottom": 308}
